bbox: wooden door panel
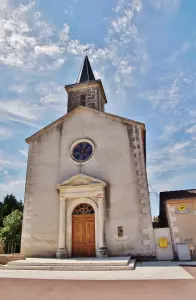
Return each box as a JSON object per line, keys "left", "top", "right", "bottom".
{"left": 72, "top": 214, "right": 95, "bottom": 257}
{"left": 86, "top": 222, "right": 95, "bottom": 244}
{"left": 85, "top": 221, "right": 95, "bottom": 257}
{"left": 73, "top": 223, "right": 84, "bottom": 243}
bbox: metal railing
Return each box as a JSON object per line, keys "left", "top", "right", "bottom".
{"left": 5, "top": 242, "right": 20, "bottom": 254}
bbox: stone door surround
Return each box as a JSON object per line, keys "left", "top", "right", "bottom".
{"left": 56, "top": 173, "right": 107, "bottom": 258}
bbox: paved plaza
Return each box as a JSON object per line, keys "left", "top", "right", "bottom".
{"left": 0, "top": 273, "right": 196, "bottom": 300}
{"left": 1, "top": 262, "right": 196, "bottom": 300}
{"left": 0, "top": 262, "right": 194, "bottom": 280}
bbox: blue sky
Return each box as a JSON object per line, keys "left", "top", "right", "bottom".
{"left": 0, "top": 0, "right": 196, "bottom": 217}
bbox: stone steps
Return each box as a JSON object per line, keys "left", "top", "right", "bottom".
{"left": 1, "top": 256, "right": 136, "bottom": 271}
{"left": 2, "top": 261, "right": 135, "bottom": 271}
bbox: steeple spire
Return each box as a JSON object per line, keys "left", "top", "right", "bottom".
{"left": 78, "top": 55, "right": 95, "bottom": 83}
{"left": 65, "top": 53, "right": 107, "bottom": 113}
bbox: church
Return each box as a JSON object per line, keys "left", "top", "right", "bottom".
{"left": 21, "top": 56, "right": 155, "bottom": 259}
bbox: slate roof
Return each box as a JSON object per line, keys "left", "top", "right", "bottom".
{"left": 159, "top": 189, "right": 196, "bottom": 226}
{"left": 79, "top": 55, "right": 95, "bottom": 83}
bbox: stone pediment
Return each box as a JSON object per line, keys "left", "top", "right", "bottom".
{"left": 56, "top": 173, "right": 107, "bottom": 190}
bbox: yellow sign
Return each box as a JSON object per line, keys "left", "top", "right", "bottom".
{"left": 159, "top": 237, "right": 168, "bottom": 248}
{"left": 176, "top": 205, "right": 190, "bottom": 214}
{"left": 178, "top": 205, "right": 186, "bottom": 211}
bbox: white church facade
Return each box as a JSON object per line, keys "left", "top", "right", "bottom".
{"left": 21, "top": 56, "right": 155, "bottom": 258}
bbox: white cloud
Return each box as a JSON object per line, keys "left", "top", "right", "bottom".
{"left": 148, "top": 153, "right": 196, "bottom": 175}
{"left": 113, "top": 0, "right": 142, "bottom": 13}
{"left": 150, "top": 0, "right": 181, "bottom": 11}
{"left": 67, "top": 40, "right": 91, "bottom": 55}
{"left": 40, "top": 93, "right": 64, "bottom": 105}
{"left": 162, "top": 124, "right": 180, "bottom": 137}
{"left": 99, "top": 0, "right": 148, "bottom": 112}
{"left": 156, "top": 124, "right": 182, "bottom": 142}
{"left": 64, "top": 6, "right": 74, "bottom": 18}
{"left": 109, "top": 13, "right": 139, "bottom": 46}
{"left": 0, "top": 1, "right": 65, "bottom": 70}
{"left": 170, "top": 42, "right": 192, "bottom": 62}
{"left": 35, "top": 45, "right": 62, "bottom": 56}
{"left": 148, "top": 138, "right": 194, "bottom": 179}
{"left": 19, "top": 149, "right": 28, "bottom": 157}
{"left": 0, "top": 100, "right": 43, "bottom": 121}
{"left": 59, "top": 23, "right": 70, "bottom": 43}
{"left": 4, "top": 115, "right": 40, "bottom": 128}
{"left": 111, "top": 10, "right": 134, "bottom": 33}
{"left": 112, "top": 0, "right": 125, "bottom": 13}
{"left": 0, "top": 179, "right": 25, "bottom": 190}
{"left": 169, "top": 141, "right": 191, "bottom": 153}
{"left": 0, "top": 1, "right": 36, "bottom": 68}
{"left": 0, "top": 150, "right": 26, "bottom": 200}
{"left": 33, "top": 11, "right": 54, "bottom": 40}
{"left": 0, "top": 127, "right": 12, "bottom": 140}
{"left": 0, "top": 178, "right": 25, "bottom": 201}
{"left": 118, "top": 60, "right": 133, "bottom": 74}
{"left": 186, "top": 125, "right": 196, "bottom": 134}
{"left": 0, "top": 99, "right": 45, "bottom": 128}
{"left": 33, "top": 81, "right": 66, "bottom": 114}
{"left": 131, "top": 0, "right": 143, "bottom": 12}
{"left": 10, "top": 84, "right": 27, "bottom": 94}
{"left": 108, "top": 0, "right": 143, "bottom": 48}
{"left": 150, "top": 173, "right": 191, "bottom": 195}
{"left": 140, "top": 73, "right": 183, "bottom": 111}
{"left": 0, "top": 150, "right": 26, "bottom": 170}
{"left": 48, "top": 58, "right": 65, "bottom": 70}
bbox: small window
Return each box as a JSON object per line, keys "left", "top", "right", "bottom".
{"left": 118, "top": 226, "right": 123, "bottom": 238}
{"left": 80, "top": 94, "right": 86, "bottom": 106}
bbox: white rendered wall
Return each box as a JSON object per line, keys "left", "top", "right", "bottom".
{"left": 21, "top": 109, "right": 154, "bottom": 257}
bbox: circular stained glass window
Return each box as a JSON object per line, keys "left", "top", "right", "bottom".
{"left": 71, "top": 140, "right": 94, "bottom": 162}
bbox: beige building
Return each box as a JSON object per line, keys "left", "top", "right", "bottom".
{"left": 160, "top": 190, "right": 196, "bottom": 258}
{"left": 21, "top": 56, "right": 155, "bottom": 258}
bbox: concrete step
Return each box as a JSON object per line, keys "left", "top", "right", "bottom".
{"left": 7, "top": 257, "right": 130, "bottom": 267}
{"left": 2, "top": 260, "right": 135, "bottom": 271}
{"left": 1, "top": 257, "right": 136, "bottom": 271}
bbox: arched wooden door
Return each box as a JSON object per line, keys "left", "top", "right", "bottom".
{"left": 72, "top": 203, "right": 95, "bottom": 257}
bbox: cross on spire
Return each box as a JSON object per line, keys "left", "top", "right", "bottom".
{"left": 84, "top": 48, "right": 89, "bottom": 56}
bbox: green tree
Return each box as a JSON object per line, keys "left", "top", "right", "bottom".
{"left": 153, "top": 216, "right": 159, "bottom": 223}
{"left": 0, "top": 194, "right": 23, "bottom": 227}
{"left": 0, "top": 210, "right": 23, "bottom": 249}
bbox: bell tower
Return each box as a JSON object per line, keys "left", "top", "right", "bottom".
{"left": 65, "top": 55, "right": 107, "bottom": 113}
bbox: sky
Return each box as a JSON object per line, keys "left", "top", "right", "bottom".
{"left": 0, "top": 0, "right": 196, "bottom": 217}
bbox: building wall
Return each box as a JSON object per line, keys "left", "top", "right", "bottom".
{"left": 21, "top": 109, "right": 155, "bottom": 257}
{"left": 166, "top": 200, "right": 196, "bottom": 257}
